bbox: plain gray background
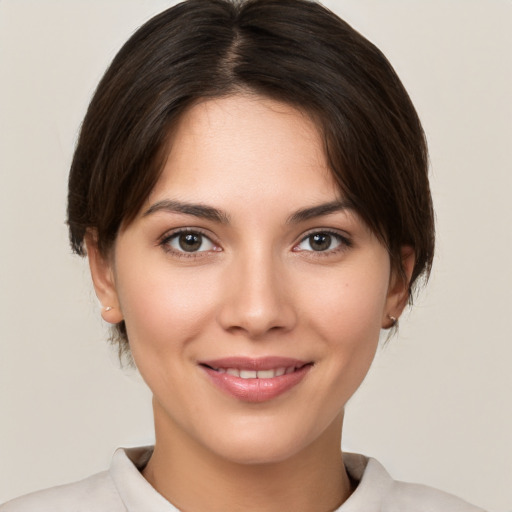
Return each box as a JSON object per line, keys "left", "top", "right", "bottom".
{"left": 0, "top": 1, "right": 511, "bottom": 510}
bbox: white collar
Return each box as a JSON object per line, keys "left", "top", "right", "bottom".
{"left": 110, "top": 446, "right": 177, "bottom": 511}
{"left": 109, "top": 446, "right": 392, "bottom": 512}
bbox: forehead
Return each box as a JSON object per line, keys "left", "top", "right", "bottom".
{"left": 147, "top": 94, "right": 341, "bottom": 211}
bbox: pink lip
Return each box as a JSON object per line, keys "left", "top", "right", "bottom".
{"left": 199, "top": 357, "right": 313, "bottom": 403}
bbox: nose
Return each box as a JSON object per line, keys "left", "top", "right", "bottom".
{"left": 217, "top": 250, "right": 297, "bottom": 339}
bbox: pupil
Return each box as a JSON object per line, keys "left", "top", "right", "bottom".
{"left": 311, "top": 233, "right": 331, "bottom": 251}
{"left": 179, "top": 233, "right": 202, "bottom": 252}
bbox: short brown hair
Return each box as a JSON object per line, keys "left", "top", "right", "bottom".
{"left": 68, "top": 0, "right": 435, "bottom": 355}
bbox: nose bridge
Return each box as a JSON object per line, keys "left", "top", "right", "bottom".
{"left": 218, "top": 245, "right": 296, "bottom": 337}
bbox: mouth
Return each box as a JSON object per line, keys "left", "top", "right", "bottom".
{"left": 200, "top": 363, "right": 311, "bottom": 379}
{"left": 199, "top": 357, "right": 313, "bottom": 402}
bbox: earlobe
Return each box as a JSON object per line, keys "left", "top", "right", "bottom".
{"left": 383, "top": 246, "right": 415, "bottom": 329}
{"left": 84, "top": 232, "right": 124, "bottom": 324}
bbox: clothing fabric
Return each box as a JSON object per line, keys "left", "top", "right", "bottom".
{"left": 0, "top": 446, "right": 486, "bottom": 511}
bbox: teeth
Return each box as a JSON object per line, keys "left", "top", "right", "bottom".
{"left": 240, "top": 370, "right": 257, "bottom": 379}
{"left": 256, "top": 370, "right": 274, "bottom": 379}
{"left": 216, "top": 366, "right": 299, "bottom": 378}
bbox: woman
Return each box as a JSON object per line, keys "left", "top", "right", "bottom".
{"left": 0, "top": 0, "right": 491, "bottom": 510}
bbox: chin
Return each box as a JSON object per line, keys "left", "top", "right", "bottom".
{"left": 196, "top": 412, "right": 341, "bottom": 467}
{"left": 208, "top": 433, "right": 309, "bottom": 466}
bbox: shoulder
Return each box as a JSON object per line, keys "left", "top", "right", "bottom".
{"left": 342, "top": 453, "right": 487, "bottom": 512}
{"left": 0, "top": 446, "right": 168, "bottom": 512}
{"left": 0, "top": 471, "right": 124, "bottom": 512}
{"left": 385, "top": 480, "right": 487, "bottom": 512}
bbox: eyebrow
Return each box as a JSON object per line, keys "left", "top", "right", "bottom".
{"left": 286, "top": 200, "right": 354, "bottom": 224}
{"left": 143, "top": 199, "right": 230, "bottom": 224}
{"left": 143, "top": 198, "right": 353, "bottom": 225}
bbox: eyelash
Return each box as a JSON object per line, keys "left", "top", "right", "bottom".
{"left": 293, "top": 229, "right": 353, "bottom": 256}
{"left": 159, "top": 228, "right": 220, "bottom": 259}
{"left": 158, "top": 228, "right": 352, "bottom": 259}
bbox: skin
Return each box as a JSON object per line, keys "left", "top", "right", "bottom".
{"left": 87, "top": 94, "right": 413, "bottom": 512}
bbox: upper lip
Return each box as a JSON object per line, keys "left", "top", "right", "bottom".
{"left": 199, "top": 356, "right": 311, "bottom": 371}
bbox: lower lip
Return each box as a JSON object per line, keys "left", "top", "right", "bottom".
{"left": 202, "top": 365, "right": 312, "bottom": 403}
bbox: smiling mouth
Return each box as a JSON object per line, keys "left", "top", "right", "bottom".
{"left": 201, "top": 363, "right": 312, "bottom": 379}
{"left": 198, "top": 357, "right": 313, "bottom": 402}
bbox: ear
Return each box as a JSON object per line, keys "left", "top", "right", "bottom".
{"left": 383, "top": 246, "right": 415, "bottom": 329}
{"left": 85, "top": 232, "right": 124, "bottom": 324}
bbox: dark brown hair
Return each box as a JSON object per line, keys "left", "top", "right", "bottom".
{"left": 68, "top": 0, "right": 434, "bottom": 355}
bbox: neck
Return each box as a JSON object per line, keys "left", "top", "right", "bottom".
{"left": 142, "top": 400, "right": 353, "bottom": 512}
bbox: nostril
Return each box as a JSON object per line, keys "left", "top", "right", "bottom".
{"left": 216, "top": 281, "right": 298, "bottom": 338}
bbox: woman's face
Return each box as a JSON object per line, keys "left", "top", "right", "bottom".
{"left": 91, "top": 95, "right": 407, "bottom": 464}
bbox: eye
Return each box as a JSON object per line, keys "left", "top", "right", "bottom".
{"left": 163, "top": 230, "right": 217, "bottom": 253}
{"left": 294, "top": 231, "right": 348, "bottom": 252}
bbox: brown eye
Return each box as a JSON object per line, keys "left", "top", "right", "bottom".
{"left": 165, "top": 231, "right": 216, "bottom": 253}
{"left": 179, "top": 233, "right": 203, "bottom": 252}
{"left": 295, "top": 231, "right": 347, "bottom": 253}
{"left": 309, "top": 233, "right": 332, "bottom": 251}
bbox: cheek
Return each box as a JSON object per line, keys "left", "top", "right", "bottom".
{"left": 301, "top": 259, "right": 390, "bottom": 341}
{"left": 115, "top": 259, "right": 219, "bottom": 354}
{"left": 298, "top": 257, "right": 390, "bottom": 392}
